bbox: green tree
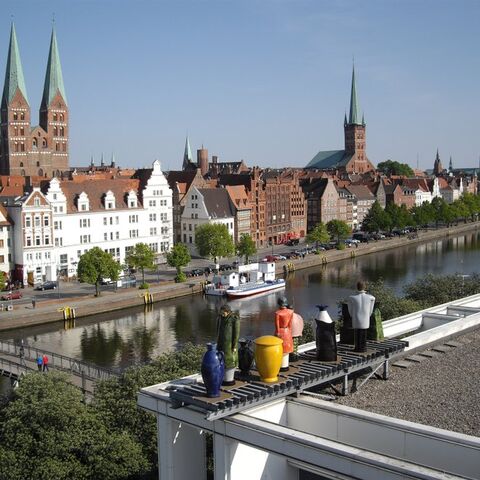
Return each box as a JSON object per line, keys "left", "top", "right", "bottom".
{"left": 411, "top": 202, "right": 434, "bottom": 227}
{"left": 377, "top": 159, "right": 415, "bottom": 177}
{"left": 306, "top": 222, "right": 330, "bottom": 248}
{"left": 0, "top": 372, "right": 147, "bottom": 480}
{"left": 126, "top": 242, "right": 156, "bottom": 287}
{"left": 93, "top": 344, "right": 204, "bottom": 474}
{"left": 195, "top": 223, "right": 235, "bottom": 260}
{"left": 362, "top": 201, "right": 391, "bottom": 233}
{"left": 460, "top": 192, "right": 480, "bottom": 221}
{"left": 77, "top": 247, "right": 121, "bottom": 296}
{"left": 166, "top": 243, "right": 191, "bottom": 283}
{"left": 326, "top": 219, "right": 351, "bottom": 244}
{"left": 236, "top": 233, "right": 256, "bottom": 264}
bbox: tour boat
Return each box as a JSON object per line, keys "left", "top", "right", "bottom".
{"left": 204, "top": 262, "right": 285, "bottom": 299}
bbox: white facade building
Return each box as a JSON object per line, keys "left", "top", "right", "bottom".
{"left": 414, "top": 187, "right": 432, "bottom": 206}
{"left": 0, "top": 205, "right": 13, "bottom": 277}
{"left": 44, "top": 160, "right": 173, "bottom": 277}
{"left": 181, "top": 186, "right": 235, "bottom": 254}
{"left": 6, "top": 189, "right": 56, "bottom": 285}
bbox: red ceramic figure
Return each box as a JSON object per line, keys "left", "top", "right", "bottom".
{"left": 275, "top": 296, "right": 294, "bottom": 371}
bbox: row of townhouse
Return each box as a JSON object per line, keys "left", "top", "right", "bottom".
{"left": 0, "top": 160, "right": 173, "bottom": 285}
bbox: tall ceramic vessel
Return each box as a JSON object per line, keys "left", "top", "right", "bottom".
{"left": 254, "top": 335, "right": 283, "bottom": 383}
{"left": 201, "top": 343, "right": 225, "bottom": 398}
{"left": 315, "top": 305, "right": 337, "bottom": 361}
{"left": 238, "top": 339, "right": 254, "bottom": 377}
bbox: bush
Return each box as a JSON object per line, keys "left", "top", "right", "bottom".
{"left": 336, "top": 242, "right": 346, "bottom": 250}
{"left": 175, "top": 272, "right": 187, "bottom": 283}
{"left": 139, "top": 282, "right": 149, "bottom": 289}
{"left": 299, "top": 320, "right": 315, "bottom": 344}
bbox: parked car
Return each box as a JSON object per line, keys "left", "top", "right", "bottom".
{"left": 1, "top": 291, "right": 22, "bottom": 301}
{"left": 100, "top": 278, "right": 115, "bottom": 285}
{"left": 285, "top": 238, "right": 300, "bottom": 246}
{"left": 261, "top": 255, "right": 277, "bottom": 262}
{"left": 273, "top": 254, "right": 287, "bottom": 261}
{"left": 118, "top": 275, "right": 137, "bottom": 287}
{"left": 34, "top": 281, "right": 57, "bottom": 291}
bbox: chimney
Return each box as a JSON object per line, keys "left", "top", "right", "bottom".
{"left": 197, "top": 148, "right": 209, "bottom": 176}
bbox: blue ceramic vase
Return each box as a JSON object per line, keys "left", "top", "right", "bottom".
{"left": 201, "top": 343, "right": 225, "bottom": 398}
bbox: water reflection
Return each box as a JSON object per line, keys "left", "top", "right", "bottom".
{"left": 1, "top": 231, "right": 480, "bottom": 369}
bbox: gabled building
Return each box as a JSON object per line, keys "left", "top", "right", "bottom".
{"left": 0, "top": 24, "right": 69, "bottom": 177}
{"left": 306, "top": 66, "right": 375, "bottom": 175}
{"left": 5, "top": 188, "right": 56, "bottom": 285}
{"left": 345, "top": 184, "right": 375, "bottom": 229}
{"left": 44, "top": 160, "right": 173, "bottom": 277}
{"left": 180, "top": 187, "right": 235, "bottom": 254}
{"left": 225, "top": 185, "right": 251, "bottom": 243}
{"left": 0, "top": 204, "right": 13, "bottom": 276}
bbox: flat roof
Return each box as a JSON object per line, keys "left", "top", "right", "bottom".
{"left": 336, "top": 327, "right": 480, "bottom": 437}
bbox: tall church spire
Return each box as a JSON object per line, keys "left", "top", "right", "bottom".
{"left": 41, "top": 26, "right": 67, "bottom": 109}
{"left": 348, "top": 65, "right": 361, "bottom": 125}
{"left": 2, "top": 23, "right": 28, "bottom": 106}
{"left": 182, "top": 134, "right": 193, "bottom": 170}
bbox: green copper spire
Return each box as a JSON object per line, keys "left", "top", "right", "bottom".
{"left": 182, "top": 134, "right": 193, "bottom": 169}
{"left": 41, "top": 27, "right": 67, "bottom": 108}
{"left": 348, "top": 65, "right": 361, "bottom": 125}
{"left": 2, "top": 23, "right": 29, "bottom": 106}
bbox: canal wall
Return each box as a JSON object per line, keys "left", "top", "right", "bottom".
{"left": 1, "top": 221, "right": 479, "bottom": 332}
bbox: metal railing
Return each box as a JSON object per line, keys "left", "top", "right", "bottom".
{"left": 0, "top": 356, "right": 32, "bottom": 378}
{"left": 0, "top": 340, "right": 120, "bottom": 381}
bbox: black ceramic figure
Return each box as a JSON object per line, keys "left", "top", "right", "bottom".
{"left": 238, "top": 338, "right": 254, "bottom": 377}
{"left": 201, "top": 343, "right": 225, "bottom": 398}
{"left": 340, "top": 302, "right": 354, "bottom": 345}
{"left": 315, "top": 305, "right": 337, "bottom": 362}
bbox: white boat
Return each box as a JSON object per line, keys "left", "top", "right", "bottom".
{"left": 204, "top": 262, "right": 285, "bottom": 299}
{"left": 225, "top": 278, "right": 286, "bottom": 298}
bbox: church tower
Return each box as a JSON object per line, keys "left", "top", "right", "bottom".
{"left": 433, "top": 149, "right": 444, "bottom": 176}
{"left": 0, "top": 23, "right": 31, "bottom": 175}
{"left": 38, "top": 26, "right": 69, "bottom": 174}
{"left": 343, "top": 66, "right": 373, "bottom": 173}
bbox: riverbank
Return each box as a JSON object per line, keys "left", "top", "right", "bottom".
{"left": 0, "top": 221, "right": 479, "bottom": 332}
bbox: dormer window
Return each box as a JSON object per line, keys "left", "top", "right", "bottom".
{"left": 104, "top": 191, "right": 115, "bottom": 210}
{"left": 127, "top": 190, "right": 138, "bottom": 208}
{"left": 77, "top": 192, "right": 90, "bottom": 212}
{"left": 34, "top": 198, "right": 40, "bottom": 207}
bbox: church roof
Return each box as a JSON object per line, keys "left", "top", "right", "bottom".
{"left": 41, "top": 27, "right": 67, "bottom": 108}
{"left": 305, "top": 150, "right": 352, "bottom": 170}
{"left": 2, "top": 23, "right": 28, "bottom": 106}
{"left": 348, "top": 66, "right": 362, "bottom": 125}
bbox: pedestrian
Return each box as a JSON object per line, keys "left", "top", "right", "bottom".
{"left": 36, "top": 355, "right": 43, "bottom": 372}
{"left": 42, "top": 354, "right": 49, "bottom": 372}
{"left": 32, "top": 297, "right": 36, "bottom": 309}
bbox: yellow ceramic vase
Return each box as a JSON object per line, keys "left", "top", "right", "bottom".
{"left": 254, "top": 335, "right": 283, "bottom": 383}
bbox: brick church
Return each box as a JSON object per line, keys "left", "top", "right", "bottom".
{"left": 0, "top": 24, "right": 69, "bottom": 177}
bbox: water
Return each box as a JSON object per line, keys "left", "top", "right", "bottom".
{"left": 1, "top": 231, "right": 479, "bottom": 370}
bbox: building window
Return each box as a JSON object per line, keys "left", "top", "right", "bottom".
{"left": 42, "top": 138, "right": 47, "bottom": 148}
{"left": 150, "top": 227, "right": 157, "bottom": 236}
{"left": 103, "top": 217, "right": 107, "bottom": 226}
{"left": 35, "top": 236, "right": 41, "bottom": 246}
{"left": 25, "top": 217, "right": 31, "bottom": 228}
{"left": 149, "top": 213, "right": 157, "bottom": 222}
{"left": 44, "top": 236, "right": 50, "bottom": 245}
{"left": 104, "top": 233, "right": 108, "bottom": 241}
{"left": 149, "top": 200, "right": 156, "bottom": 207}
{"left": 34, "top": 198, "right": 40, "bottom": 207}
{"left": 44, "top": 217, "right": 50, "bottom": 226}
{"left": 34, "top": 216, "right": 41, "bottom": 227}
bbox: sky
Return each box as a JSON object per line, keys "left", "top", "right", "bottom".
{"left": 2, "top": 0, "right": 480, "bottom": 171}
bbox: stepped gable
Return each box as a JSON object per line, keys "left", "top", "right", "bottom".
{"left": 58, "top": 177, "right": 141, "bottom": 213}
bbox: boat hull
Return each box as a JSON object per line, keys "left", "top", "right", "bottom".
{"left": 226, "top": 280, "right": 286, "bottom": 298}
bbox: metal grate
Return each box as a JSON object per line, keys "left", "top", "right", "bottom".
{"left": 169, "top": 338, "right": 408, "bottom": 420}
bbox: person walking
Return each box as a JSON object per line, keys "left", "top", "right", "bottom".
{"left": 42, "top": 354, "right": 49, "bottom": 372}
{"left": 36, "top": 355, "right": 43, "bottom": 372}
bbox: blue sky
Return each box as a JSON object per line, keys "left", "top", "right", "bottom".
{"left": 2, "top": 0, "right": 479, "bottom": 170}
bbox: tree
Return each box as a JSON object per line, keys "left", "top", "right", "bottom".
{"left": 326, "top": 220, "right": 351, "bottom": 244}
{"left": 77, "top": 247, "right": 121, "bottom": 296}
{"left": 411, "top": 202, "right": 434, "bottom": 227}
{"left": 377, "top": 159, "right": 415, "bottom": 177}
{"left": 126, "top": 242, "right": 156, "bottom": 287}
{"left": 166, "top": 243, "right": 191, "bottom": 282}
{"left": 236, "top": 233, "right": 256, "bottom": 264}
{"left": 306, "top": 222, "right": 330, "bottom": 247}
{"left": 362, "top": 201, "right": 391, "bottom": 233}
{"left": 0, "top": 372, "right": 148, "bottom": 480}
{"left": 194, "top": 223, "right": 235, "bottom": 260}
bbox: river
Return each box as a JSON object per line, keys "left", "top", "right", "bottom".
{"left": 1, "top": 231, "right": 478, "bottom": 371}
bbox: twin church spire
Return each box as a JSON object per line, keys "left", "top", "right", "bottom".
{"left": 2, "top": 22, "right": 67, "bottom": 109}
{"left": 1, "top": 23, "right": 69, "bottom": 177}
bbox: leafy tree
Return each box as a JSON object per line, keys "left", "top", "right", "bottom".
{"left": 326, "top": 219, "right": 351, "bottom": 244}
{"left": 362, "top": 201, "right": 391, "bottom": 233}
{"left": 126, "top": 242, "right": 156, "bottom": 287}
{"left": 377, "top": 159, "right": 415, "bottom": 177}
{"left": 195, "top": 223, "right": 235, "bottom": 260}
{"left": 77, "top": 247, "right": 121, "bottom": 296}
{"left": 236, "top": 233, "right": 256, "bottom": 263}
{"left": 166, "top": 243, "right": 191, "bottom": 282}
{"left": 452, "top": 199, "right": 470, "bottom": 224}
{"left": 460, "top": 192, "right": 480, "bottom": 221}
{"left": 0, "top": 372, "right": 148, "bottom": 480}
{"left": 0, "top": 271, "right": 6, "bottom": 289}
{"left": 411, "top": 202, "right": 434, "bottom": 227}
{"left": 403, "top": 273, "right": 480, "bottom": 307}
{"left": 93, "top": 344, "right": 204, "bottom": 474}
{"left": 306, "top": 222, "right": 330, "bottom": 247}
